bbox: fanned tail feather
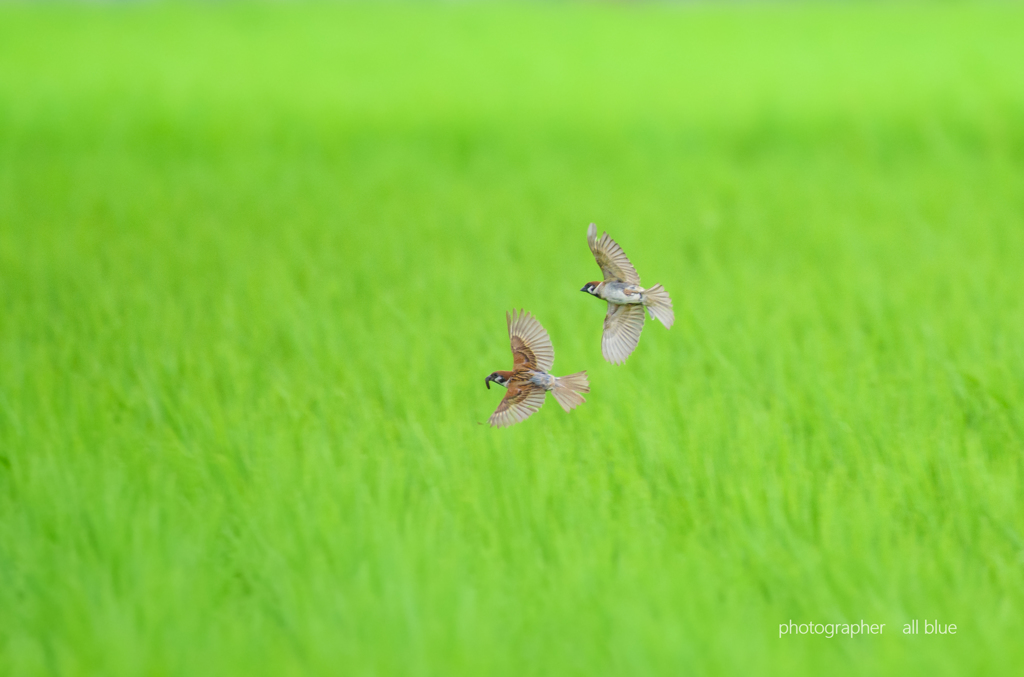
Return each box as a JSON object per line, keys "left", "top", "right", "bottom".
{"left": 551, "top": 371, "right": 589, "bottom": 413}
{"left": 644, "top": 284, "right": 675, "bottom": 329}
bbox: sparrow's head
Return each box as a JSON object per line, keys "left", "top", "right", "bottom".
{"left": 484, "top": 372, "right": 509, "bottom": 389}
{"left": 580, "top": 281, "right": 601, "bottom": 296}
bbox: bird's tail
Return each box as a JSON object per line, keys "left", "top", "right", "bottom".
{"left": 551, "top": 371, "right": 589, "bottom": 413}
{"left": 643, "top": 284, "right": 675, "bottom": 329}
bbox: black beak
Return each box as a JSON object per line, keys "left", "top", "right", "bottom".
{"left": 580, "top": 286, "right": 588, "bottom": 293}
{"left": 484, "top": 375, "right": 494, "bottom": 389}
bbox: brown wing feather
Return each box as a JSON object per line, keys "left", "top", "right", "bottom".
{"left": 489, "top": 381, "right": 547, "bottom": 428}
{"left": 507, "top": 309, "right": 555, "bottom": 373}
{"left": 587, "top": 223, "right": 641, "bottom": 285}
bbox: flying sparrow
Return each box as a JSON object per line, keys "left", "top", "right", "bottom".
{"left": 580, "top": 223, "right": 674, "bottom": 364}
{"left": 485, "top": 309, "right": 590, "bottom": 428}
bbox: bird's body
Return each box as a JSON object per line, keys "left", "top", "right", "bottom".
{"left": 581, "top": 223, "right": 674, "bottom": 364}
{"left": 485, "top": 310, "right": 589, "bottom": 428}
{"left": 526, "top": 371, "right": 557, "bottom": 389}
{"left": 588, "top": 280, "right": 646, "bottom": 305}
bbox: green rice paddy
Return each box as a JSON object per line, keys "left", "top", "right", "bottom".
{"left": 1, "top": 2, "right": 1023, "bottom": 675}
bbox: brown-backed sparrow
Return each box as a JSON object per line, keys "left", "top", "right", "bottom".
{"left": 485, "top": 309, "right": 590, "bottom": 427}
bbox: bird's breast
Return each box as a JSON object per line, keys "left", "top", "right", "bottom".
{"left": 602, "top": 282, "right": 645, "bottom": 305}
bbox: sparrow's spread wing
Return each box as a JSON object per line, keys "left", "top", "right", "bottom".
{"left": 507, "top": 309, "right": 554, "bottom": 373}
{"left": 588, "top": 223, "right": 641, "bottom": 285}
{"left": 602, "top": 302, "right": 645, "bottom": 365}
{"left": 489, "top": 381, "right": 547, "bottom": 428}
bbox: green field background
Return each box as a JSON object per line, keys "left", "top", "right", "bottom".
{"left": 2, "top": 3, "right": 1023, "bottom": 675}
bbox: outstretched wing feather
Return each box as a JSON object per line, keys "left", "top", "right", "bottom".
{"left": 507, "top": 309, "right": 555, "bottom": 372}
{"left": 489, "top": 383, "right": 547, "bottom": 428}
{"left": 587, "top": 223, "right": 641, "bottom": 285}
{"left": 601, "top": 302, "right": 645, "bottom": 365}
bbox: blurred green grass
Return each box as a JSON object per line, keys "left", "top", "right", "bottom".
{"left": 1, "top": 2, "right": 1023, "bottom": 675}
